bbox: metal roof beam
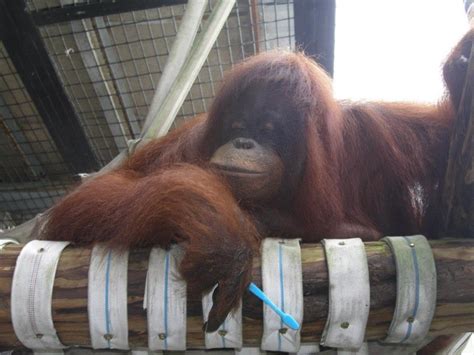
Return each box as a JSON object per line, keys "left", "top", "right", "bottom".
{"left": 1, "top": 0, "right": 100, "bottom": 173}
{"left": 31, "top": 0, "right": 188, "bottom": 27}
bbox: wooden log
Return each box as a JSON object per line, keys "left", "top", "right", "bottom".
{"left": 0, "top": 239, "right": 473, "bottom": 350}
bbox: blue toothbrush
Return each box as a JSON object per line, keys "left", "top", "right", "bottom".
{"left": 248, "top": 282, "right": 300, "bottom": 330}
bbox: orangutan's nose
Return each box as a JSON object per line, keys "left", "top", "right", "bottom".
{"left": 233, "top": 137, "right": 256, "bottom": 150}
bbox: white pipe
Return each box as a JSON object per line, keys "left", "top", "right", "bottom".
{"left": 142, "top": 0, "right": 237, "bottom": 139}
{"left": 141, "top": 0, "right": 208, "bottom": 136}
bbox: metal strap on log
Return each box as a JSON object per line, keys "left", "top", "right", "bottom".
{"left": 145, "top": 246, "right": 187, "bottom": 351}
{"left": 88, "top": 245, "right": 129, "bottom": 349}
{"left": 0, "top": 238, "right": 473, "bottom": 351}
{"left": 11, "top": 240, "right": 69, "bottom": 350}
{"left": 382, "top": 235, "right": 437, "bottom": 345}
{"left": 261, "top": 238, "right": 303, "bottom": 352}
{"left": 203, "top": 287, "right": 243, "bottom": 349}
{"left": 0, "top": 239, "right": 18, "bottom": 250}
{"left": 320, "top": 238, "right": 370, "bottom": 350}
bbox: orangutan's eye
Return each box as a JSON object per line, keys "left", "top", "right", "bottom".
{"left": 231, "top": 121, "right": 246, "bottom": 130}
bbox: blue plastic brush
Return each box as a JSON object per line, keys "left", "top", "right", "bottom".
{"left": 248, "top": 282, "right": 300, "bottom": 330}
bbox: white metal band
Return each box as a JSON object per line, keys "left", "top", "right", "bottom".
{"left": 33, "top": 351, "right": 64, "bottom": 355}
{"left": 88, "top": 245, "right": 129, "bottom": 349}
{"left": 382, "top": 235, "right": 436, "bottom": 345}
{"left": 320, "top": 238, "right": 370, "bottom": 350}
{"left": 145, "top": 246, "right": 187, "bottom": 351}
{"left": 337, "top": 342, "right": 369, "bottom": 355}
{"left": 0, "top": 238, "right": 19, "bottom": 249}
{"left": 261, "top": 238, "right": 303, "bottom": 353}
{"left": 11, "top": 240, "right": 69, "bottom": 350}
{"left": 236, "top": 347, "right": 265, "bottom": 354}
{"left": 294, "top": 343, "right": 321, "bottom": 354}
{"left": 367, "top": 341, "right": 419, "bottom": 354}
{"left": 202, "top": 285, "right": 243, "bottom": 349}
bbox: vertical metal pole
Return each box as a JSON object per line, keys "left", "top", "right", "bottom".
{"left": 294, "top": 0, "right": 336, "bottom": 77}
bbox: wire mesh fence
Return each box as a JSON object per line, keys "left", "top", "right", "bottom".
{"left": 0, "top": 0, "right": 295, "bottom": 227}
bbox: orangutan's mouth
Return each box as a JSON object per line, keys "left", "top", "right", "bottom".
{"left": 210, "top": 163, "right": 265, "bottom": 175}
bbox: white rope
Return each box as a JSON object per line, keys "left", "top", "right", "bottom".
{"left": 11, "top": 240, "right": 69, "bottom": 350}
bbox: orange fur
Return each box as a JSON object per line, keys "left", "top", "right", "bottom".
{"left": 43, "top": 29, "right": 472, "bottom": 330}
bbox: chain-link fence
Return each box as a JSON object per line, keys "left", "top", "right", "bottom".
{"left": 0, "top": 0, "right": 295, "bottom": 227}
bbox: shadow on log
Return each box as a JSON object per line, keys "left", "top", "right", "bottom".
{"left": 0, "top": 239, "right": 473, "bottom": 350}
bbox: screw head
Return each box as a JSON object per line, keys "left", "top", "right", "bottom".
{"left": 279, "top": 328, "right": 288, "bottom": 334}
{"left": 158, "top": 333, "right": 167, "bottom": 340}
{"left": 218, "top": 330, "right": 228, "bottom": 337}
{"left": 409, "top": 243, "right": 415, "bottom": 248}
{"left": 103, "top": 333, "right": 113, "bottom": 340}
{"left": 340, "top": 322, "right": 350, "bottom": 329}
{"left": 36, "top": 333, "right": 43, "bottom": 339}
{"left": 38, "top": 248, "right": 45, "bottom": 253}
{"left": 338, "top": 241, "right": 346, "bottom": 246}
{"left": 407, "top": 316, "right": 415, "bottom": 323}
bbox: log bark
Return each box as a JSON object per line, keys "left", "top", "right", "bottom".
{"left": 0, "top": 240, "right": 473, "bottom": 350}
